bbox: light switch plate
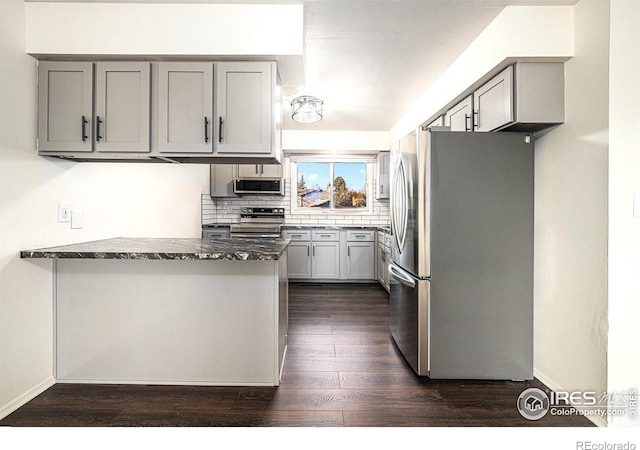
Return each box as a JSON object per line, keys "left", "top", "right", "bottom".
{"left": 634, "top": 193, "right": 640, "bottom": 219}
{"left": 71, "top": 209, "right": 83, "bottom": 229}
{"left": 57, "top": 202, "right": 70, "bottom": 223}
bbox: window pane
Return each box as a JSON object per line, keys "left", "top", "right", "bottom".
{"left": 333, "top": 162, "right": 367, "bottom": 209}
{"left": 297, "top": 162, "right": 331, "bottom": 208}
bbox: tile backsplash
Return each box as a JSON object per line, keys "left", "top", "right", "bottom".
{"left": 202, "top": 177, "right": 390, "bottom": 227}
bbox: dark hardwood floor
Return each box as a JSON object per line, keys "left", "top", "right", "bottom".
{"left": 0, "top": 283, "right": 593, "bottom": 427}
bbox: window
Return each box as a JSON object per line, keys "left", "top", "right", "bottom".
{"left": 293, "top": 157, "right": 372, "bottom": 213}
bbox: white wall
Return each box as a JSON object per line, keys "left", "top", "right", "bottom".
{"left": 533, "top": 0, "right": 609, "bottom": 427}
{"left": 390, "top": 5, "right": 574, "bottom": 142}
{"left": 24, "top": 2, "right": 305, "bottom": 86}
{"left": 283, "top": 130, "right": 389, "bottom": 152}
{"left": 608, "top": 0, "right": 640, "bottom": 427}
{"left": 0, "top": 1, "right": 210, "bottom": 420}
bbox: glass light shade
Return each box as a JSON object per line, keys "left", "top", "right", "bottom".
{"left": 291, "top": 96, "right": 323, "bottom": 123}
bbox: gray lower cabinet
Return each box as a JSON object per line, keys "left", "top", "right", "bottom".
{"left": 38, "top": 61, "right": 94, "bottom": 152}
{"left": 376, "top": 233, "right": 390, "bottom": 292}
{"left": 157, "top": 62, "right": 214, "bottom": 154}
{"left": 312, "top": 242, "right": 340, "bottom": 279}
{"left": 94, "top": 62, "right": 151, "bottom": 153}
{"left": 346, "top": 242, "right": 375, "bottom": 279}
{"left": 346, "top": 230, "right": 375, "bottom": 280}
{"left": 287, "top": 242, "right": 312, "bottom": 279}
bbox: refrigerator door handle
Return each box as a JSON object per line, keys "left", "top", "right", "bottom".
{"left": 388, "top": 263, "right": 416, "bottom": 289}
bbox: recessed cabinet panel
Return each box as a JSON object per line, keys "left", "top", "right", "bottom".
{"left": 445, "top": 96, "right": 473, "bottom": 132}
{"left": 95, "top": 62, "right": 150, "bottom": 152}
{"left": 158, "top": 63, "right": 214, "bottom": 153}
{"left": 216, "top": 62, "right": 273, "bottom": 154}
{"left": 287, "top": 242, "right": 312, "bottom": 279}
{"left": 473, "top": 65, "right": 514, "bottom": 132}
{"left": 312, "top": 242, "right": 340, "bottom": 279}
{"left": 346, "top": 243, "right": 375, "bottom": 279}
{"left": 376, "top": 151, "right": 390, "bottom": 200}
{"left": 38, "top": 61, "right": 93, "bottom": 152}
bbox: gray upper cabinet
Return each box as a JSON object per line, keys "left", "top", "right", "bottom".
{"left": 95, "top": 62, "right": 150, "bottom": 153}
{"left": 209, "top": 164, "right": 237, "bottom": 198}
{"left": 444, "top": 95, "right": 473, "bottom": 132}
{"left": 237, "top": 164, "right": 282, "bottom": 178}
{"left": 38, "top": 61, "right": 93, "bottom": 152}
{"left": 376, "top": 151, "right": 390, "bottom": 200}
{"left": 215, "top": 62, "right": 274, "bottom": 155}
{"left": 473, "top": 63, "right": 564, "bottom": 132}
{"left": 157, "top": 62, "right": 214, "bottom": 154}
{"left": 425, "top": 115, "right": 445, "bottom": 128}
{"left": 473, "top": 65, "right": 514, "bottom": 132}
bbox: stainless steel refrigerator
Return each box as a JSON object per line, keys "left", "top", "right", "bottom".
{"left": 389, "top": 127, "right": 534, "bottom": 380}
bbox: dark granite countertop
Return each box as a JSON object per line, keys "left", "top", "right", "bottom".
{"left": 20, "top": 237, "right": 290, "bottom": 261}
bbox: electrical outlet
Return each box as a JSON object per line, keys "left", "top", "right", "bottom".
{"left": 57, "top": 203, "right": 70, "bottom": 223}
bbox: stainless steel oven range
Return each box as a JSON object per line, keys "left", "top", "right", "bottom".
{"left": 230, "top": 207, "right": 285, "bottom": 238}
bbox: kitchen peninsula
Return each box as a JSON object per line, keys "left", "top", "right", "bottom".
{"left": 21, "top": 237, "right": 289, "bottom": 387}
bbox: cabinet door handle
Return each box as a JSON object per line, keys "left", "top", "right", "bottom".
{"left": 464, "top": 114, "right": 471, "bottom": 132}
{"left": 473, "top": 110, "right": 478, "bottom": 131}
{"left": 348, "top": 246, "right": 350, "bottom": 257}
{"left": 204, "top": 117, "right": 209, "bottom": 143}
{"left": 312, "top": 246, "right": 315, "bottom": 257}
{"left": 255, "top": 164, "right": 259, "bottom": 175}
{"left": 96, "top": 116, "right": 103, "bottom": 141}
{"left": 307, "top": 246, "right": 310, "bottom": 257}
{"left": 218, "top": 117, "right": 224, "bottom": 143}
{"left": 81, "top": 116, "right": 88, "bottom": 142}
{"left": 380, "top": 183, "right": 384, "bottom": 195}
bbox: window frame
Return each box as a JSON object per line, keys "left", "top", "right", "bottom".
{"left": 290, "top": 155, "right": 374, "bottom": 215}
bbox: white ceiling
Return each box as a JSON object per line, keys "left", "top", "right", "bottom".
{"left": 286, "top": 0, "right": 578, "bottom": 132}
{"left": 26, "top": 0, "right": 578, "bottom": 131}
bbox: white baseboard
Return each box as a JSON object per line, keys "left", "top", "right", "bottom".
{"left": 0, "top": 376, "right": 55, "bottom": 421}
{"left": 534, "top": 368, "right": 608, "bottom": 428}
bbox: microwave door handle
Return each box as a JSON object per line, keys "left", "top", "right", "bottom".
{"left": 388, "top": 263, "right": 416, "bottom": 289}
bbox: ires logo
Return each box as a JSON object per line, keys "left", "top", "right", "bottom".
{"left": 517, "top": 387, "right": 633, "bottom": 421}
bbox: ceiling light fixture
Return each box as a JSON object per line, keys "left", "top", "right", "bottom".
{"left": 291, "top": 95, "right": 323, "bottom": 123}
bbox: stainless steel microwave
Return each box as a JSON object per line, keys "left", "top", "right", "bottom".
{"left": 233, "top": 179, "right": 284, "bottom": 195}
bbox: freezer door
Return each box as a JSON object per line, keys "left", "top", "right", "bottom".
{"left": 388, "top": 262, "right": 429, "bottom": 376}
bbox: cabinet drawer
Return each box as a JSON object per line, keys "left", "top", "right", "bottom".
{"left": 282, "top": 230, "right": 311, "bottom": 241}
{"left": 202, "top": 228, "right": 230, "bottom": 239}
{"left": 311, "top": 230, "right": 340, "bottom": 241}
{"left": 347, "top": 230, "right": 375, "bottom": 242}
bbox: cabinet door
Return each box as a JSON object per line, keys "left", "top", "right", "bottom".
{"left": 473, "top": 65, "right": 513, "bottom": 132}
{"left": 425, "top": 116, "right": 445, "bottom": 128}
{"left": 237, "top": 164, "right": 262, "bottom": 178}
{"left": 377, "top": 245, "right": 385, "bottom": 285}
{"left": 376, "top": 151, "right": 390, "bottom": 200}
{"left": 209, "top": 164, "right": 237, "bottom": 197}
{"left": 312, "top": 242, "right": 340, "bottom": 279}
{"left": 216, "top": 62, "right": 273, "bottom": 155}
{"left": 287, "top": 242, "right": 312, "bottom": 279}
{"left": 158, "top": 63, "right": 214, "bottom": 153}
{"left": 444, "top": 95, "right": 473, "bottom": 132}
{"left": 38, "top": 61, "right": 93, "bottom": 152}
{"left": 95, "top": 62, "right": 150, "bottom": 152}
{"left": 260, "top": 164, "right": 283, "bottom": 178}
{"left": 346, "top": 242, "right": 375, "bottom": 279}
